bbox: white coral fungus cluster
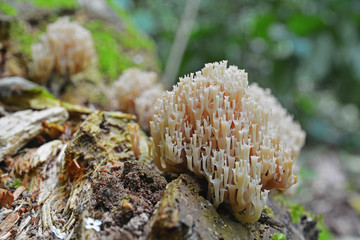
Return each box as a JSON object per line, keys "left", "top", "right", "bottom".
{"left": 134, "top": 85, "right": 164, "bottom": 131}
{"left": 150, "top": 61, "right": 305, "bottom": 222}
{"left": 31, "top": 17, "right": 95, "bottom": 83}
{"left": 114, "top": 68, "right": 163, "bottom": 130}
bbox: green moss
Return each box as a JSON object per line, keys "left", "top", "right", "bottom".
{"left": 10, "top": 21, "right": 39, "bottom": 56}
{"left": 86, "top": 20, "right": 135, "bottom": 80}
{"left": 7, "top": 178, "right": 22, "bottom": 189}
{"left": 122, "top": 195, "right": 131, "bottom": 200}
{"left": 17, "top": 0, "right": 78, "bottom": 9}
{"left": 274, "top": 195, "right": 287, "bottom": 206}
{"left": 275, "top": 196, "right": 334, "bottom": 240}
{"left": 83, "top": 0, "right": 160, "bottom": 80}
{"left": 275, "top": 197, "right": 306, "bottom": 224}
{"left": 1, "top": 84, "right": 92, "bottom": 114}
{"left": 288, "top": 204, "right": 305, "bottom": 224}
{"left": 85, "top": 0, "right": 159, "bottom": 80}
{"left": 106, "top": 0, "right": 155, "bottom": 50}
{"left": 317, "top": 219, "right": 334, "bottom": 240}
{"left": 270, "top": 233, "right": 286, "bottom": 240}
{"left": 263, "top": 206, "right": 274, "bottom": 216}
{"left": 85, "top": 17, "right": 159, "bottom": 80}
{"left": 0, "top": 1, "right": 18, "bottom": 16}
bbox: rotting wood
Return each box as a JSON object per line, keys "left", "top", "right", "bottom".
{"left": 0, "top": 212, "right": 19, "bottom": 237}
{"left": 0, "top": 107, "right": 68, "bottom": 161}
{"left": 0, "top": 109, "right": 318, "bottom": 239}
{"left": 0, "top": 189, "right": 13, "bottom": 208}
{"left": 148, "top": 174, "right": 316, "bottom": 240}
{"left": 30, "top": 139, "right": 62, "bottom": 168}
{"left": 13, "top": 186, "right": 26, "bottom": 201}
{"left": 33, "top": 110, "right": 161, "bottom": 239}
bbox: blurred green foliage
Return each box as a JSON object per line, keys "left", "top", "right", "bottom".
{"left": 19, "top": 0, "right": 78, "bottom": 9}
{"left": 0, "top": 0, "right": 18, "bottom": 16}
{"left": 6, "top": 178, "right": 22, "bottom": 189}
{"left": 270, "top": 233, "right": 286, "bottom": 240}
{"left": 86, "top": 20, "right": 132, "bottom": 80}
{"left": 9, "top": 21, "right": 39, "bottom": 56}
{"left": 116, "top": 0, "right": 360, "bottom": 150}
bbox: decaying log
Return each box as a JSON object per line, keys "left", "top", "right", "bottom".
{"left": 0, "top": 212, "right": 19, "bottom": 238}
{"left": 148, "top": 174, "right": 316, "bottom": 240}
{"left": 33, "top": 110, "right": 165, "bottom": 239}
{"left": 0, "top": 107, "right": 68, "bottom": 161}
{"left": 0, "top": 109, "right": 319, "bottom": 239}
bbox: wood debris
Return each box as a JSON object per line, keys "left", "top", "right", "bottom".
{"left": 0, "top": 212, "right": 19, "bottom": 237}
{"left": 0, "top": 107, "right": 68, "bottom": 161}
{"left": 0, "top": 189, "right": 14, "bottom": 208}
{"left": 13, "top": 186, "right": 26, "bottom": 201}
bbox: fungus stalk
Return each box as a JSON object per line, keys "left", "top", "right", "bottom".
{"left": 128, "top": 123, "right": 141, "bottom": 158}
{"left": 150, "top": 61, "right": 305, "bottom": 222}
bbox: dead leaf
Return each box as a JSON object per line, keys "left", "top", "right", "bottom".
{"left": 0, "top": 188, "right": 14, "bottom": 208}
{"left": 42, "top": 121, "right": 65, "bottom": 139}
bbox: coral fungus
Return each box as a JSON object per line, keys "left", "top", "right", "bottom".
{"left": 114, "top": 68, "right": 163, "bottom": 130}
{"left": 135, "top": 85, "right": 164, "bottom": 131}
{"left": 114, "top": 68, "right": 157, "bottom": 114}
{"left": 150, "top": 61, "right": 305, "bottom": 222}
{"left": 31, "top": 17, "right": 95, "bottom": 83}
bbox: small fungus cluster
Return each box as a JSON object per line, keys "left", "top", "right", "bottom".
{"left": 114, "top": 68, "right": 163, "bottom": 130}
{"left": 150, "top": 61, "right": 305, "bottom": 222}
{"left": 134, "top": 85, "right": 164, "bottom": 131}
{"left": 31, "top": 17, "right": 95, "bottom": 83}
